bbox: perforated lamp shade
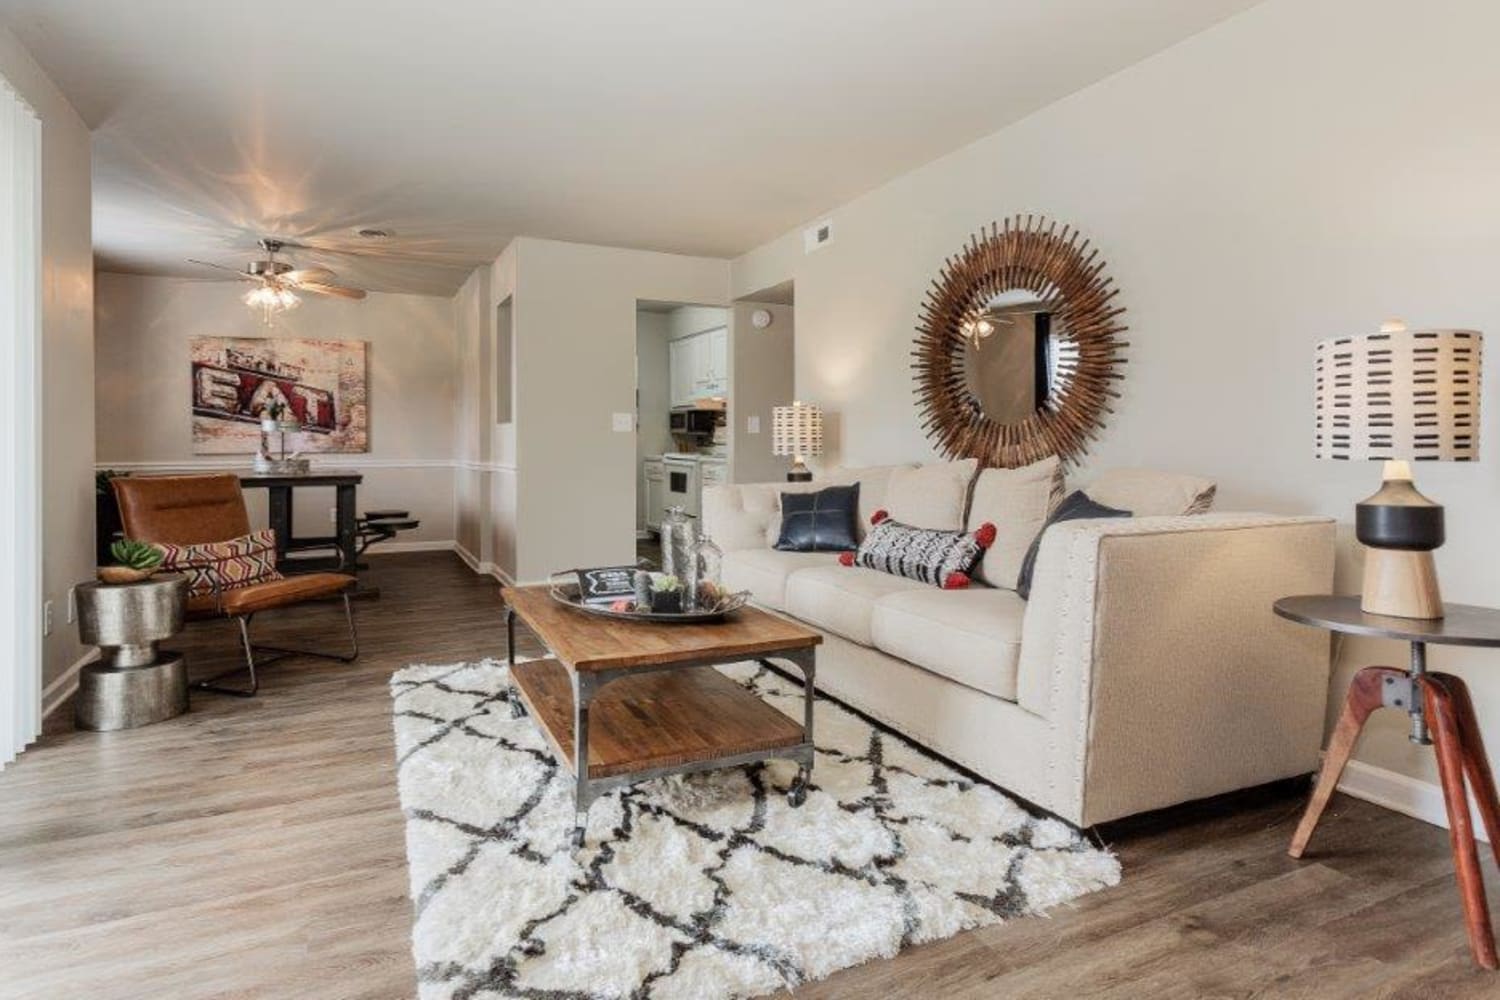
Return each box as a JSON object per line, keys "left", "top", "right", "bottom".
{"left": 772, "top": 402, "right": 824, "bottom": 459}
{"left": 1314, "top": 327, "right": 1481, "bottom": 462}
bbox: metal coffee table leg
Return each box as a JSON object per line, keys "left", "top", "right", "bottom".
{"left": 571, "top": 671, "right": 596, "bottom": 848}
{"left": 774, "top": 649, "right": 817, "bottom": 807}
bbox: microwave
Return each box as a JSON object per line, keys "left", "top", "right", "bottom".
{"left": 670, "top": 408, "right": 717, "bottom": 437}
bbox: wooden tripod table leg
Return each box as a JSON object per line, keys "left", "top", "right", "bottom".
{"left": 1433, "top": 672, "right": 1500, "bottom": 867}
{"left": 1423, "top": 674, "right": 1499, "bottom": 971}
{"left": 1290, "top": 665, "right": 1406, "bottom": 859}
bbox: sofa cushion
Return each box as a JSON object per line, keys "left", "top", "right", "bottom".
{"left": 722, "top": 549, "right": 837, "bottom": 611}
{"left": 966, "top": 457, "right": 1064, "bottom": 590}
{"left": 784, "top": 565, "right": 928, "bottom": 645}
{"left": 884, "top": 458, "right": 979, "bottom": 530}
{"left": 821, "top": 464, "right": 916, "bottom": 540}
{"left": 847, "top": 515, "right": 994, "bottom": 589}
{"left": 870, "top": 587, "right": 1026, "bottom": 701}
{"left": 774, "top": 484, "right": 860, "bottom": 552}
{"left": 1084, "top": 467, "right": 1217, "bottom": 516}
{"left": 1016, "top": 490, "right": 1131, "bottom": 599}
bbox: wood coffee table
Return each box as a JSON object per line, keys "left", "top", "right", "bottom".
{"left": 502, "top": 585, "right": 821, "bottom": 847}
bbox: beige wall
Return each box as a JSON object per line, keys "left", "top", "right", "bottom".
{"left": 94, "top": 273, "right": 459, "bottom": 546}
{"left": 1, "top": 26, "right": 95, "bottom": 693}
{"left": 729, "top": 0, "right": 1500, "bottom": 794}
{"left": 501, "top": 238, "right": 728, "bottom": 581}
{"left": 729, "top": 301, "right": 794, "bottom": 484}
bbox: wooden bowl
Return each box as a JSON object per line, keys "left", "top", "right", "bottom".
{"left": 97, "top": 566, "right": 154, "bottom": 585}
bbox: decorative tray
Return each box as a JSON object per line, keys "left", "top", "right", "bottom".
{"left": 547, "top": 571, "right": 750, "bottom": 624}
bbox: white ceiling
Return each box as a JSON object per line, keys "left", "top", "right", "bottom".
{"left": 0, "top": 0, "right": 1262, "bottom": 296}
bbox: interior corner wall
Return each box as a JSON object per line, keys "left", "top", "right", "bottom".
{"left": 729, "top": 302, "right": 794, "bottom": 484}
{"left": 488, "top": 241, "right": 519, "bottom": 582}
{"left": 94, "top": 274, "right": 460, "bottom": 547}
{"left": 635, "top": 310, "right": 671, "bottom": 531}
{"left": 726, "top": 0, "right": 1500, "bottom": 794}
{"left": 1, "top": 26, "right": 95, "bottom": 693}
{"left": 507, "top": 239, "right": 729, "bottom": 582}
{"left": 453, "top": 265, "right": 491, "bottom": 563}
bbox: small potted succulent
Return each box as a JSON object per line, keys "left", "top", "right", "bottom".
{"left": 648, "top": 573, "right": 683, "bottom": 614}
{"left": 258, "top": 400, "right": 299, "bottom": 434}
{"left": 98, "top": 538, "right": 164, "bottom": 585}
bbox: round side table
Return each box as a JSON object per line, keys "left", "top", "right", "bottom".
{"left": 1275, "top": 595, "right": 1500, "bottom": 970}
{"left": 75, "top": 573, "right": 190, "bottom": 731}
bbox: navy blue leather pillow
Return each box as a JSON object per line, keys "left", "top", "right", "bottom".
{"left": 1015, "top": 490, "right": 1130, "bottom": 599}
{"left": 775, "top": 484, "right": 861, "bottom": 552}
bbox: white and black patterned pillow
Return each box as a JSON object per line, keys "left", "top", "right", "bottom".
{"left": 775, "top": 484, "right": 861, "bottom": 552}
{"left": 840, "top": 511, "right": 996, "bottom": 589}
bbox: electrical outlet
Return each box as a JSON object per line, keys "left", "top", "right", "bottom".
{"left": 67, "top": 586, "right": 77, "bottom": 624}
{"left": 329, "top": 506, "right": 338, "bottom": 525}
{"left": 612, "top": 412, "right": 634, "bottom": 433}
{"left": 43, "top": 599, "right": 53, "bottom": 637}
{"left": 747, "top": 415, "right": 761, "bottom": 434}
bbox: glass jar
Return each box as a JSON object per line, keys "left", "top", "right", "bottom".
{"left": 693, "top": 534, "right": 723, "bottom": 611}
{"left": 659, "top": 507, "right": 698, "bottom": 598}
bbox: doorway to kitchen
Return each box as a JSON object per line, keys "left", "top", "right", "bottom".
{"left": 635, "top": 301, "right": 729, "bottom": 569}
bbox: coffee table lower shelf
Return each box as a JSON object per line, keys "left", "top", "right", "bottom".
{"left": 510, "top": 657, "right": 813, "bottom": 846}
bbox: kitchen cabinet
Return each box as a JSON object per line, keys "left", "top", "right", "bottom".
{"left": 669, "top": 327, "right": 728, "bottom": 407}
{"left": 643, "top": 459, "right": 666, "bottom": 532}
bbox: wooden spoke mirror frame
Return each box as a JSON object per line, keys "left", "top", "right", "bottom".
{"left": 913, "top": 215, "right": 1128, "bottom": 469}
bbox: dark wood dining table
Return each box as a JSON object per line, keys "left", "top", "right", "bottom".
{"left": 237, "top": 469, "right": 363, "bottom": 578}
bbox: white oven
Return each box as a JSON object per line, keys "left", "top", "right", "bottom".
{"left": 662, "top": 454, "right": 700, "bottom": 519}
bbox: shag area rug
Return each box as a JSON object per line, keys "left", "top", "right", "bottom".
{"left": 391, "top": 659, "right": 1120, "bottom": 999}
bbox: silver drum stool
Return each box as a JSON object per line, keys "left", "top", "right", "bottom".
{"left": 75, "top": 573, "right": 190, "bottom": 731}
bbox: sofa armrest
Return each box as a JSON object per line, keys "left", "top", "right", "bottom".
{"left": 1017, "top": 513, "right": 1336, "bottom": 825}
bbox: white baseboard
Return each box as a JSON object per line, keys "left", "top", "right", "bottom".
{"left": 1338, "top": 758, "right": 1489, "bottom": 844}
{"left": 363, "top": 539, "right": 458, "bottom": 555}
{"left": 453, "top": 541, "right": 516, "bottom": 586}
{"left": 42, "top": 649, "right": 99, "bottom": 720}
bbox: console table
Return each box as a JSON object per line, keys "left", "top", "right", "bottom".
{"left": 1275, "top": 595, "right": 1500, "bottom": 970}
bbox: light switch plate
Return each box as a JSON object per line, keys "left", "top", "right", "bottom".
{"left": 747, "top": 415, "right": 761, "bottom": 434}
{"left": 612, "top": 412, "right": 635, "bottom": 432}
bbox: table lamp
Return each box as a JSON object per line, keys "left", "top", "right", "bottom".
{"left": 772, "top": 401, "right": 822, "bottom": 482}
{"left": 1314, "top": 320, "right": 1482, "bottom": 619}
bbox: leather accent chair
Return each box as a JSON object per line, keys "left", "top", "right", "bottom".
{"left": 113, "top": 474, "right": 359, "bottom": 696}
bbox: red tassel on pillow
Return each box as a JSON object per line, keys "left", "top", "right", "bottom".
{"left": 871, "top": 509, "right": 890, "bottom": 525}
{"left": 838, "top": 551, "right": 855, "bottom": 567}
{"left": 943, "top": 572, "right": 971, "bottom": 590}
{"left": 973, "top": 522, "right": 997, "bottom": 549}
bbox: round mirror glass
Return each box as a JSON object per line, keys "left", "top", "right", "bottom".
{"left": 960, "top": 288, "right": 1075, "bottom": 423}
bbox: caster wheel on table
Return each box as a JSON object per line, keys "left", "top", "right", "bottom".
{"left": 571, "top": 827, "right": 586, "bottom": 849}
{"left": 787, "top": 782, "right": 808, "bottom": 808}
{"left": 510, "top": 700, "right": 527, "bottom": 719}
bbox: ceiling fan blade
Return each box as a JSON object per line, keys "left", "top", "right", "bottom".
{"left": 299, "top": 282, "right": 367, "bottom": 300}
{"left": 281, "top": 267, "right": 336, "bottom": 286}
{"left": 187, "top": 258, "right": 258, "bottom": 280}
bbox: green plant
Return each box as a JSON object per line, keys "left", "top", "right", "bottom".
{"left": 650, "top": 573, "right": 681, "bottom": 593}
{"left": 110, "top": 538, "right": 164, "bottom": 573}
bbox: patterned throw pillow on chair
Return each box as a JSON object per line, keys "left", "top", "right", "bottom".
{"left": 155, "top": 529, "right": 283, "bottom": 600}
{"left": 838, "top": 510, "right": 996, "bottom": 589}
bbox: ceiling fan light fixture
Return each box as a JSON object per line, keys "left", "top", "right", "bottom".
{"left": 244, "top": 283, "right": 300, "bottom": 323}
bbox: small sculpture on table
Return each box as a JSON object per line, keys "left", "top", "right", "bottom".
{"left": 254, "top": 401, "right": 310, "bottom": 475}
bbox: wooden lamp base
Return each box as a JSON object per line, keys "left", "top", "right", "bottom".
{"left": 1361, "top": 547, "right": 1443, "bottom": 620}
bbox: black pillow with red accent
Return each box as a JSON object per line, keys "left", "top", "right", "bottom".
{"left": 837, "top": 508, "right": 996, "bottom": 589}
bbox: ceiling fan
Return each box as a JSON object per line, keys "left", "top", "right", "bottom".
{"left": 188, "top": 238, "right": 367, "bottom": 322}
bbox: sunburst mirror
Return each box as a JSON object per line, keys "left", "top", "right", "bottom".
{"left": 913, "top": 215, "right": 1128, "bottom": 468}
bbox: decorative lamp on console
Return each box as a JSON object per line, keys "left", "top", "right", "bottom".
{"left": 772, "top": 401, "right": 823, "bottom": 482}
{"left": 1314, "top": 320, "right": 1482, "bottom": 619}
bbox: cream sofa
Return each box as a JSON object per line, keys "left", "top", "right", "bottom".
{"left": 704, "top": 468, "right": 1336, "bottom": 827}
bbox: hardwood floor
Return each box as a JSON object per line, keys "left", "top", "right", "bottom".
{"left": 2, "top": 551, "right": 1497, "bottom": 998}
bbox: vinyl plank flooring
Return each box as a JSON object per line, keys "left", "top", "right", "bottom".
{"left": 2, "top": 551, "right": 1497, "bottom": 998}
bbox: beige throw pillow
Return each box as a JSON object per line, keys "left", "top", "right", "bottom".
{"left": 884, "top": 458, "right": 980, "bottom": 531}
{"left": 822, "top": 463, "right": 917, "bottom": 540}
{"left": 966, "top": 457, "right": 1065, "bottom": 590}
{"left": 1084, "top": 467, "right": 1217, "bottom": 516}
